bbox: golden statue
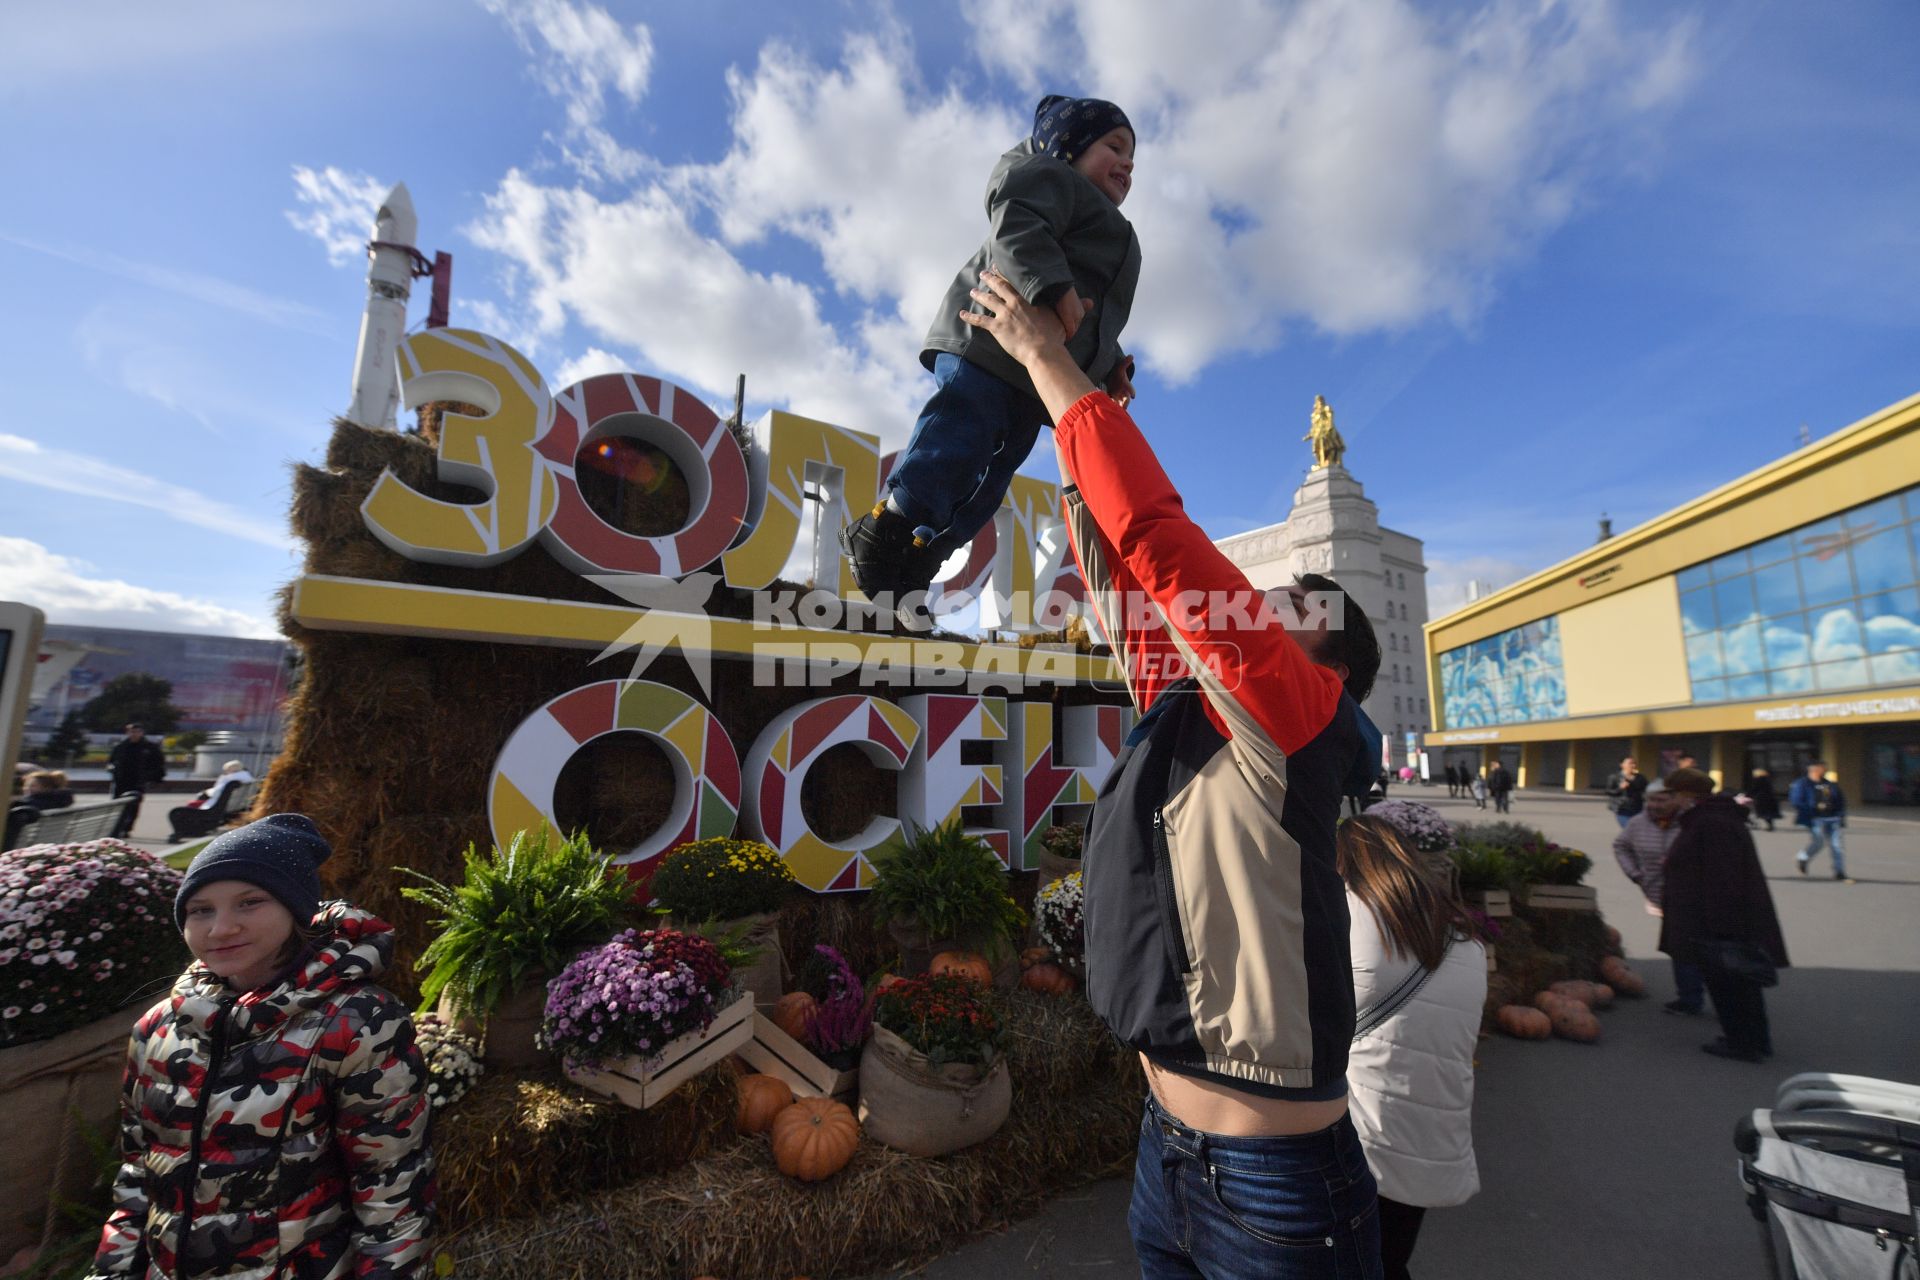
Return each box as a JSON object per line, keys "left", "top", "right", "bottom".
{"left": 1305, "top": 394, "right": 1346, "bottom": 470}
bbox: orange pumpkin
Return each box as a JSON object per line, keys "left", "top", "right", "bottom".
{"left": 1548, "top": 1001, "right": 1601, "bottom": 1043}
{"left": 1549, "top": 979, "right": 1611, "bottom": 1010}
{"left": 1019, "top": 946, "right": 1053, "bottom": 970}
{"left": 1020, "top": 962, "right": 1076, "bottom": 995}
{"left": 1495, "top": 1005, "right": 1551, "bottom": 1040}
{"left": 930, "top": 950, "right": 993, "bottom": 987}
{"left": 736, "top": 1072, "right": 794, "bottom": 1135}
{"left": 771, "top": 1097, "right": 860, "bottom": 1181}
{"left": 1599, "top": 955, "right": 1646, "bottom": 997}
{"left": 772, "top": 991, "right": 817, "bottom": 1041}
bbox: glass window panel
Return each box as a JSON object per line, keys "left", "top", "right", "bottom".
{"left": 1708, "top": 548, "right": 1750, "bottom": 580}
{"left": 1851, "top": 528, "right": 1916, "bottom": 596}
{"left": 1808, "top": 605, "right": 1866, "bottom": 665}
{"left": 1845, "top": 495, "right": 1902, "bottom": 532}
{"left": 1693, "top": 677, "right": 1728, "bottom": 703}
{"left": 1727, "top": 673, "right": 1769, "bottom": 700}
{"left": 1749, "top": 534, "right": 1794, "bottom": 568}
{"left": 1762, "top": 614, "right": 1813, "bottom": 669}
{"left": 1720, "top": 621, "right": 1764, "bottom": 675}
{"left": 1714, "top": 574, "right": 1758, "bottom": 625}
{"left": 1870, "top": 651, "right": 1920, "bottom": 684}
{"left": 1798, "top": 539, "right": 1855, "bottom": 607}
{"left": 1864, "top": 608, "right": 1920, "bottom": 656}
{"left": 1862, "top": 588, "right": 1920, "bottom": 622}
{"left": 1813, "top": 658, "right": 1870, "bottom": 691}
{"left": 1769, "top": 666, "right": 1813, "bottom": 695}
{"left": 1680, "top": 587, "right": 1717, "bottom": 635}
{"left": 1686, "top": 631, "right": 1723, "bottom": 679}
{"left": 1676, "top": 565, "right": 1710, "bottom": 593}
{"left": 1753, "top": 562, "right": 1804, "bottom": 617}
{"left": 1906, "top": 485, "right": 1920, "bottom": 521}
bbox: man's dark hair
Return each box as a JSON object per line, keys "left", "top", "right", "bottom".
{"left": 1296, "top": 572, "right": 1380, "bottom": 703}
{"left": 125, "top": 723, "right": 143, "bottom": 732}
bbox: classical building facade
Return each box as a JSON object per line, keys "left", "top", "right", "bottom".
{"left": 1213, "top": 402, "right": 1431, "bottom": 770}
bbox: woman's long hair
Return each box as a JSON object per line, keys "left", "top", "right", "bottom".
{"left": 1337, "top": 815, "right": 1482, "bottom": 971}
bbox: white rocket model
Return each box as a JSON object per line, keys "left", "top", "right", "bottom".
{"left": 345, "top": 182, "right": 418, "bottom": 429}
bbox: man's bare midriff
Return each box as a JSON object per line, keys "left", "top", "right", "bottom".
{"left": 1145, "top": 1057, "right": 1350, "bottom": 1137}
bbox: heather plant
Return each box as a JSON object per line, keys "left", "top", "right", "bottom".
{"left": 797, "top": 944, "right": 869, "bottom": 1065}
{"left": 1366, "top": 800, "right": 1455, "bottom": 853}
{"left": 0, "top": 838, "right": 188, "bottom": 1048}
{"left": 540, "top": 927, "right": 734, "bottom": 1070}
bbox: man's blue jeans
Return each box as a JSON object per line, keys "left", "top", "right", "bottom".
{"left": 1129, "top": 1093, "right": 1383, "bottom": 1279}
{"left": 886, "top": 353, "right": 1050, "bottom": 555}
{"left": 1800, "top": 817, "right": 1847, "bottom": 876}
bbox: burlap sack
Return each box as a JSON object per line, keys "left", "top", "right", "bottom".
{"left": 726, "top": 913, "right": 783, "bottom": 1011}
{"left": 857, "top": 1025, "right": 1011, "bottom": 1157}
{"left": 0, "top": 1004, "right": 143, "bottom": 1260}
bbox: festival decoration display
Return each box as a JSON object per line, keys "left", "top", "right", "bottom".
{"left": 993, "top": 702, "right": 1123, "bottom": 871}
{"left": 898, "top": 694, "right": 1008, "bottom": 864}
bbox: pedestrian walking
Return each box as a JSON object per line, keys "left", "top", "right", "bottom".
{"left": 1469, "top": 770, "right": 1488, "bottom": 810}
{"left": 106, "top": 722, "right": 166, "bottom": 839}
{"left": 1338, "top": 816, "right": 1486, "bottom": 1280}
{"left": 1741, "top": 768, "right": 1780, "bottom": 832}
{"left": 89, "top": 814, "right": 434, "bottom": 1276}
{"left": 1788, "top": 761, "right": 1849, "bottom": 881}
{"left": 1605, "top": 756, "right": 1648, "bottom": 830}
{"left": 960, "top": 268, "right": 1388, "bottom": 1279}
{"left": 1443, "top": 763, "right": 1457, "bottom": 798}
{"left": 1611, "top": 781, "right": 1707, "bottom": 1015}
{"left": 1658, "top": 769, "right": 1790, "bottom": 1063}
{"left": 1487, "top": 761, "right": 1513, "bottom": 814}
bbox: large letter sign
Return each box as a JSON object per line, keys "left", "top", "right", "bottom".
{"left": 489, "top": 680, "right": 741, "bottom": 874}
{"left": 994, "top": 700, "right": 1127, "bottom": 871}
{"left": 362, "top": 329, "right": 561, "bottom": 566}
{"left": 897, "top": 694, "right": 1010, "bottom": 865}
{"left": 535, "top": 373, "right": 751, "bottom": 579}
{"left": 741, "top": 695, "right": 921, "bottom": 892}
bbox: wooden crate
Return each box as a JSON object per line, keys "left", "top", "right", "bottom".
{"left": 1465, "top": 889, "right": 1512, "bottom": 918}
{"left": 735, "top": 1011, "right": 858, "bottom": 1100}
{"left": 1523, "top": 884, "right": 1599, "bottom": 912}
{"left": 565, "top": 989, "right": 755, "bottom": 1110}
{"left": 1486, "top": 949, "right": 1497, "bottom": 974}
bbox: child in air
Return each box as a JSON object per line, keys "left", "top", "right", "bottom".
{"left": 844, "top": 94, "right": 1140, "bottom": 609}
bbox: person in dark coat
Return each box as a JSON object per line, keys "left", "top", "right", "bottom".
{"left": 1742, "top": 768, "right": 1780, "bottom": 832}
{"left": 106, "top": 723, "right": 167, "bottom": 839}
{"left": 1657, "top": 769, "right": 1789, "bottom": 1063}
{"left": 1486, "top": 761, "right": 1514, "bottom": 813}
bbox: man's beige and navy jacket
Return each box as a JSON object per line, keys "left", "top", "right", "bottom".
{"left": 1058, "top": 392, "right": 1378, "bottom": 1102}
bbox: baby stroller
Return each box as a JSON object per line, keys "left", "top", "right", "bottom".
{"left": 1735, "top": 1072, "right": 1920, "bottom": 1279}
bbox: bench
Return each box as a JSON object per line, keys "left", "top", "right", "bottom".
{"left": 3, "top": 795, "right": 136, "bottom": 851}
{"left": 167, "top": 778, "right": 266, "bottom": 841}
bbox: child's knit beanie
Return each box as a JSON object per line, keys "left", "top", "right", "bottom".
{"left": 174, "top": 813, "right": 333, "bottom": 927}
{"left": 1032, "top": 95, "right": 1134, "bottom": 165}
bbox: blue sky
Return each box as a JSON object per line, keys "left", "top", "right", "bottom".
{"left": 2, "top": 0, "right": 1916, "bottom": 638}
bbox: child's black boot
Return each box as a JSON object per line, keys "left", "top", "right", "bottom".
{"left": 841, "top": 503, "right": 929, "bottom": 602}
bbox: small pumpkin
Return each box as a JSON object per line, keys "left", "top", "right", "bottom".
{"left": 772, "top": 991, "right": 817, "bottom": 1042}
{"left": 1599, "top": 955, "right": 1645, "bottom": 996}
{"left": 930, "top": 950, "right": 993, "bottom": 987}
{"left": 1548, "top": 1001, "right": 1601, "bottom": 1043}
{"left": 1019, "top": 946, "right": 1054, "bottom": 970}
{"left": 1495, "top": 1005, "right": 1551, "bottom": 1040}
{"left": 1548, "top": 980, "right": 1609, "bottom": 1009}
{"left": 1532, "top": 991, "right": 1572, "bottom": 1018}
{"left": 771, "top": 1097, "right": 860, "bottom": 1181}
{"left": 1603, "top": 924, "right": 1623, "bottom": 950}
{"left": 1020, "top": 962, "right": 1076, "bottom": 995}
{"left": 736, "top": 1072, "right": 794, "bottom": 1135}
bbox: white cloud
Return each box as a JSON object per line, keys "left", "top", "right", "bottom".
{"left": 465, "top": 1, "right": 1696, "bottom": 440}
{"left": 1425, "top": 553, "right": 1537, "bottom": 618}
{"left": 0, "top": 230, "right": 329, "bottom": 333}
{"left": 478, "top": 0, "right": 655, "bottom": 181}
{"left": 286, "top": 165, "right": 390, "bottom": 266}
{"left": 0, "top": 433, "right": 292, "bottom": 551}
{"left": 552, "top": 346, "right": 637, "bottom": 390}
{"left": 0, "top": 537, "right": 277, "bottom": 638}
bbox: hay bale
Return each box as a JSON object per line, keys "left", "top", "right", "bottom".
{"left": 433, "top": 1062, "right": 739, "bottom": 1233}
{"left": 440, "top": 990, "right": 1144, "bottom": 1279}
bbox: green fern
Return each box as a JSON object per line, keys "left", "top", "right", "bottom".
{"left": 869, "top": 816, "right": 1027, "bottom": 950}
{"left": 400, "top": 825, "right": 638, "bottom": 1021}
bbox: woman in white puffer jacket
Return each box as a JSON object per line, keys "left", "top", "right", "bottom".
{"left": 1338, "top": 815, "right": 1489, "bottom": 1280}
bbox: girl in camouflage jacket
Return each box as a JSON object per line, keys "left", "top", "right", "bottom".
{"left": 89, "top": 815, "right": 433, "bottom": 1279}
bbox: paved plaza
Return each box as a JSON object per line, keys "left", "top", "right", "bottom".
{"left": 900, "top": 789, "right": 1920, "bottom": 1280}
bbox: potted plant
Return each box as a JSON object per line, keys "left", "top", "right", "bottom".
{"left": 649, "top": 837, "right": 795, "bottom": 1009}
{"left": 0, "top": 838, "right": 188, "bottom": 1261}
{"left": 858, "top": 973, "right": 1011, "bottom": 1157}
{"left": 401, "top": 825, "right": 637, "bottom": 1070}
{"left": 1449, "top": 842, "right": 1515, "bottom": 917}
{"left": 545, "top": 927, "right": 752, "bottom": 1110}
{"left": 1033, "top": 870, "right": 1085, "bottom": 979}
{"left": 870, "top": 818, "right": 1026, "bottom": 981}
{"left": 1036, "top": 822, "right": 1084, "bottom": 884}
{"left": 1511, "top": 840, "right": 1596, "bottom": 910}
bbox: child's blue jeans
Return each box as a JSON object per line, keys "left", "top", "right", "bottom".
{"left": 1129, "top": 1093, "right": 1384, "bottom": 1279}
{"left": 886, "top": 353, "right": 1051, "bottom": 554}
